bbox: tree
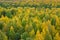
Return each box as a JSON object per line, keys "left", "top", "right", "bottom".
{"left": 0, "top": 30, "right": 8, "bottom": 40}
{"left": 7, "top": 26, "right": 15, "bottom": 40}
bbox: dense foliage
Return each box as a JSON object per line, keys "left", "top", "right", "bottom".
{"left": 0, "top": 0, "right": 60, "bottom": 40}
{"left": 0, "top": 0, "right": 60, "bottom": 8}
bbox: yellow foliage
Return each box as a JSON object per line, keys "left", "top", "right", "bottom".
{"left": 26, "top": 8, "right": 31, "bottom": 13}
{"left": 34, "top": 30, "right": 44, "bottom": 40}
{"left": 0, "top": 16, "right": 10, "bottom": 23}
{"left": 17, "top": 7, "right": 23, "bottom": 13}
{"left": 55, "top": 16, "right": 60, "bottom": 26}
{"left": 32, "top": 16, "right": 39, "bottom": 23}
{"left": 54, "top": 33, "right": 60, "bottom": 40}
{"left": 10, "top": 26, "right": 14, "bottom": 31}
{"left": 29, "top": 29, "right": 35, "bottom": 37}
{"left": 25, "top": 24, "right": 29, "bottom": 31}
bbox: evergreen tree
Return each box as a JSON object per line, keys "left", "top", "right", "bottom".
{"left": 0, "top": 30, "right": 8, "bottom": 40}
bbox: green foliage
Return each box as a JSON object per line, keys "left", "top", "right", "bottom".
{"left": 0, "top": 1, "right": 60, "bottom": 40}
{"left": 22, "top": 20, "right": 26, "bottom": 27}
{"left": 21, "top": 32, "right": 29, "bottom": 40}
{"left": 0, "top": 30, "right": 8, "bottom": 40}
{"left": 51, "top": 18, "right": 56, "bottom": 26}
{"left": 0, "top": 22, "right": 3, "bottom": 30}
{"left": 44, "top": 32, "right": 52, "bottom": 40}
{"left": 8, "top": 29, "right": 15, "bottom": 40}
{"left": 5, "top": 12, "right": 12, "bottom": 18}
